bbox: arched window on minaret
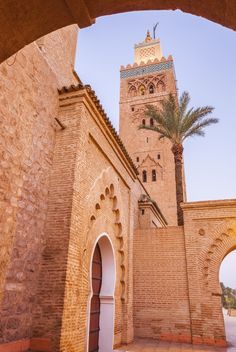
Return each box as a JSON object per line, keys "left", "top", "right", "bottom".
{"left": 157, "top": 81, "right": 165, "bottom": 93}
{"left": 150, "top": 118, "right": 154, "bottom": 127}
{"left": 139, "top": 85, "right": 145, "bottom": 95}
{"left": 152, "top": 169, "right": 157, "bottom": 182}
{"left": 142, "top": 119, "right": 146, "bottom": 126}
{"left": 142, "top": 170, "right": 147, "bottom": 183}
{"left": 129, "top": 86, "right": 137, "bottom": 97}
{"left": 149, "top": 84, "right": 155, "bottom": 94}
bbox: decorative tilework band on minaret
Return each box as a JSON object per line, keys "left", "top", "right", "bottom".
{"left": 119, "top": 31, "right": 178, "bottom": 226}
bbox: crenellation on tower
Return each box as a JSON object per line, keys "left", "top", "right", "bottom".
{"left": 119, "top": 30, "right": 178, "bottom": 225}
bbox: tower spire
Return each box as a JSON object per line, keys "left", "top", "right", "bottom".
{"left": 145, "top": 30, "right": 152, "bottom": 42}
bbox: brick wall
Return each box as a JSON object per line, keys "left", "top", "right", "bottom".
{"left": 119, "top": 59, "right": 178, "bottom": 226}
{"left": 33, "top": 87, "right": 147, "bottom": 351}
{"left": 0, "top": 25, "right": 78, "bottom": 344}
{"left": 182, "top": 199, "right": 236, "bottom": 346}
{"left": 133, "top": 226, "right": 192, "bottom": 343}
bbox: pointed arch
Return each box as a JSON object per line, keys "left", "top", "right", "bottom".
{"left": 139, "top": 84, "right": 146, "bottom": 95}
{"left": 148, "top": 83, "right": 155, "bottom": 94}
{"left": 156, "top": 81, "right": 165, "bottom": 93}
{"left": 128, "top": 85, "right": 137, "bottom": 97}
{"left": 88, "top": 234, "right": 116, "bottom": 352}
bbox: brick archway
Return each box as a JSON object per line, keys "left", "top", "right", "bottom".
{"left": 203, "top": 227, "right": 236, "bottom": 295}
{"left": 0, "top": 0, "right": 236, "bottom": 64}
{"left": 200, "top": 226, "right": 236, "bottom": 346}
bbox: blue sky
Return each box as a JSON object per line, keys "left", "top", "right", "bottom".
{"left": 75, "top": 10, "right": 236, "bottom": 287}
{"left": 220, "top": 250, "right": 236, "bottom": 289}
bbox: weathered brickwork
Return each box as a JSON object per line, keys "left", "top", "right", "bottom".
{"left": 0, "top": 25, "right": 78, "bottom": 345}
{"left": 133, "top": 226, "right": 192, "bottom": 343}
{"left": 32, "top": 86, "right": 151, "bottom": 352}
{"left": 182, "top": 200, "right": 236, "bottom": 347}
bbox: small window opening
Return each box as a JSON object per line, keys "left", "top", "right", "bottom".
{"left": 136, "top": 157, "right": 139, "bottom": 162}
{"left": 141, "top": 209, "right": 145, "bottom": 215}
{"left": 157, "top": 154, "right": 161, "bottom": 160}
{"left": 149, "top": 85, "right": 154, "bottom": 94}
{"left": 152, "top": 169, "right": 157, "bottom": 182}
{"left": 131, "top": 107, "right": 135, "bottom": 112}
{"left": 139, "top": 85, "right": 145, "bottom": 95}
{"left": 142, "top": 119, "right": 146, "bottom": 126}
{"left": 142, "top": 170, "right": 147, "bottom": 183}
{"left": 150, "top": 118, "right": 154, "bottom": 127}
{"left": 146, "top": 137, "right": 149, "bottom": 143}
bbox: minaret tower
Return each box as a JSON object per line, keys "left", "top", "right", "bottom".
{"left": 119, "top": 30, "right": 178, "bottom": 225}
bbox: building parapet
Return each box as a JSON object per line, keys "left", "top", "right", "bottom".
{"left": 182, "top": 198, "right": 236, "bottom": 210}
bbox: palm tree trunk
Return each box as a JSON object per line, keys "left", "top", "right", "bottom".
{"left": 171, "top": 143, "right": 184, "bottom": 226}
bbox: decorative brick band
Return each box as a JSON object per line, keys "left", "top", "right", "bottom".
{"left": 0, "top": 339, "right": 30, "bottom": 352}
{"left": 120, "top": 61, "right": 173, "bottom": 79}
{"left": 0, "top": 338, "right": 52, "bottom": 352}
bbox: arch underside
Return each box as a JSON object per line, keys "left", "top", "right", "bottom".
{"left": 0, "top": 0, "right": 236, "bottom": 64}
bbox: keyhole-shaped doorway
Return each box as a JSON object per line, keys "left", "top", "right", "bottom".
{"left": 88, "top": 235, "right": 116, "bottom": 352}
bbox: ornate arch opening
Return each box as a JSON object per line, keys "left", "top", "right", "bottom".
{"left": 219, "top": 247, "right": 236, "bottom": 347}
{"left": 139, "top": 84, "right": 146, "bottom": 96}
{"left": 129, "top": 86, "right": 137, "bottom": 97}
{"left": 87, "top": 234, "right": 116, "bottom": 352}
{"left": 201, "top": 225, "right": 236, "bottom": 346}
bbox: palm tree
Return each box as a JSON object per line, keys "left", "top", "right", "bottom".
{"left": 139, "top": 92, "right": 218, "bottom": 226}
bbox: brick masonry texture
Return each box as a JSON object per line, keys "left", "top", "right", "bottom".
{"left": 0, "top": 25, "right": 78, "bottom": 345}
{"left": 0, "top": 25, "right": 236, "bottom": 352}
{"left": 119, "top": 56, "right": 180, "bottom": 226}
{"left": 133, "top": 226, "right": 192, "bottom": 343}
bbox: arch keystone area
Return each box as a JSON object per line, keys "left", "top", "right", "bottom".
{"left": 1, "top": 0, "right": 236, "bottom": 63}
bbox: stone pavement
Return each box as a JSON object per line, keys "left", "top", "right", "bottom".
{"left": 225, "top": 315, "right": 236, "bottom": 349}
{"left": 116, "top": 338, "right": 236, "bottom": 352}
{"left": 116, "top": 316, "right": 236, "bottom": 352}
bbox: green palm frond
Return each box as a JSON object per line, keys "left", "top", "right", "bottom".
{"left": 183, "top": 117, "right": 219, "bottom": 140}
{"left": 140, "top": 91, "right": 218, "bottom": 145}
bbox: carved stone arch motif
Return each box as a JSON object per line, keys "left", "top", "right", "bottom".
{"left": 128, "top": 85, "right": 137, "bottom": 97}
{"left": 156, "top": 80, "right": 165, "bottom": 92}
{"left": 202, "top": 223, "right": 236, "bottom": 294}
{"left": 139, "top": 154, "right": 163, "bottom": 179}
{"left": 148, "top": 82, "right": 155, "bottom": 94}
{"left": 139, "top": 84, "right": 146, "bottom": 95}
{"left": 86, "top": 167, "right": 126, "bottom": 302}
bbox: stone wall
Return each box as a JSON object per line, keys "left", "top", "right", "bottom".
{"left": 0, "top": 24, "right": 78, "bottom": 345}
{"left": 133, "top": 226, "right": 192, "bottom": 343}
